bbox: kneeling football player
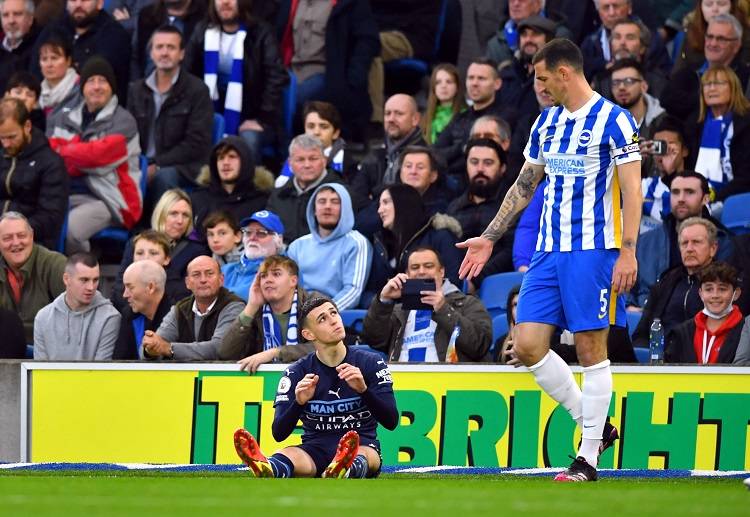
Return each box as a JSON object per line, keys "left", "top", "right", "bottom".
{"left": 234, "top": 296, "right": 398, "bottom": 478}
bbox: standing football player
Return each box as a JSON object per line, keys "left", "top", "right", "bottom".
{"left": 457, "top": 38, "right": 642, "bottom": 481}
{"left": 234, "top": 296, "right": 398, "bottom": 478}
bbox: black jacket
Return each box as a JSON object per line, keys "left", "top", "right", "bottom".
{"left": 265, "top": 170, "right": 346, "bottom": 242}
{"left": 131, "top": 0, "right": 207, "bottom": 79}
{"left": 277, "top": 0, "right": 381, "bottom": 139}
{"left": 186, "top": 18, "right": 288, "bottom": 131}
{"left": 0, "top": 128, "right": 69, "bottom": 250}
{"left": 113, "top": 294, "right": 172, "bottom": 359}
{"left": 685, "top": 110, "right": 750, "bottom": 202}
{"left": 191, "top": 135, "right": 272, "bottom": 234}
{"left": 127, "top": 69, "right": 213, "bottom": 182}
{"left": 32, "top": 11, "right": 132, "bottom": 102}
{"left": 0, "top": 24, "right": 40, "bottom": 93}
{"left": 369, "top": 0, "right": 440, "bottom": 60}
{"left": 666, "top": 316, "right": 745, "bottom": 364}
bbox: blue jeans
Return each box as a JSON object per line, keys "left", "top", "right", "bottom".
{"left": 239, "top": 129, "right": 274, "bottom": 164}
{"left": 293, "top": 73, "right": 326, "bottom": 133}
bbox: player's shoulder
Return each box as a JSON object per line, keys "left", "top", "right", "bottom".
{"left": 346, "top": 347, "right": 388, "bottom": 368}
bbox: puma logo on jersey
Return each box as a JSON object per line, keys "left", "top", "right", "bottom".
{"left": 328, "top": 388, "right": 341, "bottom": 399}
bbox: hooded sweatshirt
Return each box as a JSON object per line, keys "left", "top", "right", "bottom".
{"left": 33, "top": 291, "right": 121, "bottom": 360}
{"left": 191, "top": 135, "right": 271, "bottom": 235}
{"left": 287, "top": 183, "right": 372, "bottom": 310}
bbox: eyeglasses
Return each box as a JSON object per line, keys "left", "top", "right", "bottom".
{"left": 702, "top": 80, "right": 729, "bottom": 88}
{"left": 705, "top": 34, "right": 738, "bottom": 44}
{"left": 611, "top": 77, "right": 642, "bottom": 88}
{"left": 241, "top": 229, "right": 272, "bottom": 239}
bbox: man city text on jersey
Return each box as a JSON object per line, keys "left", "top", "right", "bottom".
{"left": 524, "top": 92, "right": 641, "bottom": 252}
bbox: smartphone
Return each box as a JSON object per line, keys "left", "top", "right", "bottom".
{"left": 651, "top": 140, "right": 667, "bottom": 155}
{"left": 401, "top": 279, "right": 437, "bottom": 310}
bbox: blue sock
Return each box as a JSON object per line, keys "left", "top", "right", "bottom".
{"left": 268, "top": 453, "right": 295, "bottom": 478}
{"left": 348, "top": 454, "right": 369, "bottom": 479}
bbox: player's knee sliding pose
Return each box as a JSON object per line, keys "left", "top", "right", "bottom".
{"left": 458, "top": 39, "right": 642, "bottom": 482}
{"left": 234, "top": 296, "right": 398, "bottom": 478}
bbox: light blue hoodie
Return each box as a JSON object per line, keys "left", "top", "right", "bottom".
{"left": 287, "top": 183, "right": 372, "bottom": 310}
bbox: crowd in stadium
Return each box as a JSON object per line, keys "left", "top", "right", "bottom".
{"left": 1, "top": 0, "right": 750, "bottom": 366}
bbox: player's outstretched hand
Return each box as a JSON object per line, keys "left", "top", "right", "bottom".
{"left": 295, "top": 373, "right": 319, "bottom": 405}
{"left": 336, "top": 363, "right": 366, "bottom": 393}
{"left": 612, "top": 250, "right": 637, "bottom": 294}
{"left": 456, "top": 237, "right": 494, "bottom": 279}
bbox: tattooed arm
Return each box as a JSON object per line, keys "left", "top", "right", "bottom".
{"left": 481, "top": 162, "right": 547, "bottom": 242}
{"left": 457, "top": 162, "right": 546, "bottom": 279}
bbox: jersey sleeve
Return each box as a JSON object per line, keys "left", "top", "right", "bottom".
{"left": 271, "top": 361, "right": 305, "bottom": 441}
{"left": 523, "top": 110, "right": 548, "bottom": 166}
{"left": 360, "top": 354, "right": 398, "bottom": 430}
{"left": 610, "top": 109, "right": 641, "bottom": 166}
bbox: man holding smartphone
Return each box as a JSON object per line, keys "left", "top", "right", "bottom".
{"left": 361, "top": 246, "right": 492, "bottom": 362}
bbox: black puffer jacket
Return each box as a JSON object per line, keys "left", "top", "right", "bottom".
{"left": 127, "top": 69, "right": 214, "bottom": 183}
{"left": 0, "top": 128, "right": 69, "bottom": 250}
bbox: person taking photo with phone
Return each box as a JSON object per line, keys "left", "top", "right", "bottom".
{"left": 362, "top": 246, "right": 492, "bottom": 363}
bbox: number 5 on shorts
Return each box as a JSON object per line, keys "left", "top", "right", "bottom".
{"left": 598, "top": 288, "right": 608, "bottom": 320}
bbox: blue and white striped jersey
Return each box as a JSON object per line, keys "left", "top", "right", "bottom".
{"left": 524, "top": 92, "right": 641, "bottom": 252}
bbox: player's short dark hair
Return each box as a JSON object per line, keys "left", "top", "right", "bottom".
{"left": 609, "top": 57, "right": 645, "bottom": 78}
{"left": 0, "top": 97, "right": 29, "bottom": 126}
{"left": 672, "top": 171, "right": 710, "bottom": 196}
{"left": 400, "top": 145, "right": 439, "bottom": 172}
{"left": 532, "top": 38, "right": 584, "bottom": 72}
{"left": 468, "top": 57, "right": 500, "bottom": 78}
{"left": 151, "top": 23, "right": 185, "bottom": 49}
{"left": 6, "top": 71, "right": 41, "bottom": 99}
{"left": 202, "top": 210, "right": 240, "bottom": 233}
{"left": 298, "top": 295, "right": 338, "bottom": 331}
{"left": 65, "top": 252, "right": 98, "bottom": 273}
{"left": 698, "top": 261, "right": 741, "bottom": 288}
{"left": 652, "top": 115, "right": 687, "bottom": 148}
{"left": 303, "top": 100, "right": 342, "bottom": 132}
{"left": 408, "top": 246, "right": 444, "bottom": 267}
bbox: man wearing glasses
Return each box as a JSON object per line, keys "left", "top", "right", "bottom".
{"left": 609, "top": 58, "right": 665, "bottom": 143}
{"left": 663, "top": 13, "right": 750, "bottom": 119}
{"left": 222, "top": 210, "right": 286, "bottom": 301}
{"left": 142, "top": 255, "right": 244, "bottom": 360}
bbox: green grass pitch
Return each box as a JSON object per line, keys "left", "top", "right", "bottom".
{"left": 0, "top": 471, "right": 747, "bottom": 516}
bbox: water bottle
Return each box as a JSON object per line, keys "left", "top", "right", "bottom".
{"left": 649, "top": 318, "right": 664, "bottom": 365}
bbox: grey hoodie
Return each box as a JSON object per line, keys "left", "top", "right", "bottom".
{"left": 34, "top": 291, "right": 121, "bottom": 360}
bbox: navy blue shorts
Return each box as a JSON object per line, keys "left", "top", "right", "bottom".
{"left": 516, "top": 249, "right": 625, "bottom": 332}
{"left": 297, "top": 438, "right": 382, "bottom": 478}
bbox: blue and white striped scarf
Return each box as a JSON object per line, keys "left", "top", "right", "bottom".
{"left": 262, "top": 290, "right": 298, "bottom": 350}
{"left": 695, "top": 109, "right": 734, "bottom": 192}
{"left": 203, "top": 25, "right": 246, "bottom": 136}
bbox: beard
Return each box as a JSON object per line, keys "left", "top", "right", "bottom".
{"left": 617, "top": 91, "right": 642, "bottom": 109}
{"left": 318, "top": 221, "right": 338, "bottom": 231}
{"left": 468, "top": 174, "right": 502, "bottom": 199}
{"left": 72, "top": 9, "right": 98, "bottom": 29}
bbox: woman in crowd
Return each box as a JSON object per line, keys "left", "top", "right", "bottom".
{"left": 666, "top": 261, "right": 744, "bottom": 363}
{"left": 111, "top": 189, "right": 208, "bottom": 312}
{"left": 37, "top": 33, "right": 80, "bottom": 118}
{"left": 364, "top": 184, "right": 463, "bottom": 305}
{"left": 422, "top": 63, "right": 465, "bottom": 145}
{"left": 274, "top": 101, "right": 354, "bottom": 187}
{"left": 686, "top": 65, "right": 750, "bottom": 202}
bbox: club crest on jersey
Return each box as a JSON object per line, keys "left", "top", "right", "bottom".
{"left": 577, "top": 130, "right": 592, "bottom": 147}
{"left": 277, "top": 376, "right": 291, "bottom": 394}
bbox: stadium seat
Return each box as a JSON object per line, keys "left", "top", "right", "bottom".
{"left": 626, "top": 311, "right": 641, "bottom": 338}
{"left": 57, "top": 204, "right": 69, "bottom": 254}
{"left": 633, "top": 347, "right": 650, "bottom": 364}
{"left": 212, "top": 113, "right": 225, "bottom": 144}
{"left": 478, "top": 271, "right": 524, "bottom": 318}
{"left": 91, "top": 155, "right": 149, "bottom": 244}
{"left": 348, "top": 344, "right": 387, "bottom": 361}
{"left": 340, "top": 309, "right": 367, "bottom": 334}
{"left": 491, "top": 314, "right": 509, "bottom": 358}
{"left": 721, "top": 192, "right": 750, "bottom": 234}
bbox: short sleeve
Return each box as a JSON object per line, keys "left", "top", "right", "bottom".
{"left": 610, "top": 110, "right": 641, "bottom": 166}
{"left": 523, "top": 110, "right": 549, "bottom": 166}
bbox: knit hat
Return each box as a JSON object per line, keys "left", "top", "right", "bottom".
{"left": 79, "top": 56, "right": 117, "bottom": 93}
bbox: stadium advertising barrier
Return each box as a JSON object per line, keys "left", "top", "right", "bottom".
{"left": 22, "top": 363, "right": 750, "bottom": 470}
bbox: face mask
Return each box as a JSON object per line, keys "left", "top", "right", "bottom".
{"left": 702, "top": 290, "right": 737, "bottom": 319}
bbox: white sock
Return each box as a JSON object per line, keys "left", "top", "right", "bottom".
{"left": 578, "top": 359, "right": 613, "bottom": 468}
{"left": 528, "top": 350, "right": 582, "bottom": 428}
